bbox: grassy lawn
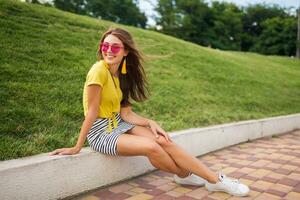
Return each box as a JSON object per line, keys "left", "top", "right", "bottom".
{"left": 0, "top": 0, "right": 299, "bottom": 160}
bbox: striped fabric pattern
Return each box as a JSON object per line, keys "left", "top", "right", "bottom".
{"left": 87, "top": 113, "right": 135, "bottom": 155}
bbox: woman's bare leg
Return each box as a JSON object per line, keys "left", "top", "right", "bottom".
{"left": 128, "top": 126, "right": 219, "bottom": 183}
{"left": 116, "top": 133, "right": 189, "bottom": 177}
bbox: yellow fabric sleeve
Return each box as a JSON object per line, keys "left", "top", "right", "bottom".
{"left": 86, "top": 63, "right": 108, "bottom": 87}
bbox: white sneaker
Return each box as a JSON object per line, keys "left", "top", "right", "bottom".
{"left": 173, "top": 173, "right": 207, "bottom": 186}
{"left": 205, "top": 174, "right": 249, "bottom": 197}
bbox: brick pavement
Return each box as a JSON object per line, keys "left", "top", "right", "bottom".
{"left": 72, "top": 130, "right": 300, "bottom": 200}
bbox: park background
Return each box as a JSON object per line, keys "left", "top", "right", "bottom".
{"left": 0, "top": 0, "right": 299, "bottom": 161}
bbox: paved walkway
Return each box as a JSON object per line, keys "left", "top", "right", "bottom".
{"left": 72, "top": 130, "right": 300, "bottom": 200}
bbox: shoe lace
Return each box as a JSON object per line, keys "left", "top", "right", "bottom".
{"left": 220, "top": 174, "right": 240, "bottom": 191}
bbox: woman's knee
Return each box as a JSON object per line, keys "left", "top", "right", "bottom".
{"left": 144, "top": 140, "right": 163, "bottom": 157}
{"left": 156, "top": 135, "right": 175, "bottom": 148}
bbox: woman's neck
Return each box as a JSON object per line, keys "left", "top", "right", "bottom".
{"left": 108, "top": 64, "right": 119, "bottom": 77}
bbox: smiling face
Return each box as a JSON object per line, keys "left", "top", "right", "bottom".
{"left": 101, "top": 34, "right": 128, "bottom": 68}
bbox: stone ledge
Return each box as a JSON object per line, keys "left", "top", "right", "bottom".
{"left": 1, "top": 113, "right": 300, "bottom": 200}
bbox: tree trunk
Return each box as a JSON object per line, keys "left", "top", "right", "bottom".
{"left": 297, "top": 7, "right": 300, "bottom": 58}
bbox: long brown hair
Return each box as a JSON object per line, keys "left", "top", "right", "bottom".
{"left": 97, "top": 27, "right": 149, "bottom": 106}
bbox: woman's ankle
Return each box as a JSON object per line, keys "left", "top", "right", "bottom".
{"left": 207, "top": 174, "right": 219, "bottom": 184}
{"left": 177, "top": 171, "right": 190, "bottom": 178}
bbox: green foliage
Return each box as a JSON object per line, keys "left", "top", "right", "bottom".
{"left": 1, "top": 0, "right": 300, "bottom": 160}
{"left": 156, "top": 0, "right": 214, "bottom": 46}
{"left": 241, "top": 3, "right": 289, "bottom": 51}
{"left": 53, "top": 0, "right": 87, "bottom": 15}
{"left": 210, "top": 1, "right": 243, "bottom": 50}
{"left": 155, "top": 0, "right": 298, "bottom": 56}
{"left": 251, "top": 17, "right": 297, "bottom": 56}
{"left": 52, "top": 0, "right": 147, "bottom": 28}
{"left": 242, "top": 3, "right": 287, "bottom": 36}
{"left": 155, "top": 0, "right": 179, "bottom": 34}
{"left": 86, "top": 0, "right": 147, "bottom": 28}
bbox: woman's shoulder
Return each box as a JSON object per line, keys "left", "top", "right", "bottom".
{"left": 88, "top": 60, "right": 109, "bottom": 75}
{"left": 90, "top": 60, "right": 108, "bottom": 71}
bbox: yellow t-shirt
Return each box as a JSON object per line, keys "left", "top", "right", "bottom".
{"left": 83, "top": 60, "right": 123, "bottom": 119}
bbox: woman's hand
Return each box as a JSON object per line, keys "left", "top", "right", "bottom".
{"left": 148, "top": 120, "right": 172, "bottom": 143}
{"left": 48, "top": 147, "right": 80, "bottom": 156}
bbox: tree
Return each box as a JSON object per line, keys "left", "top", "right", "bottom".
{"left": 53, "top": 0, "right": 87, "bottom": 15}
{"left": 297, "top": 7, "right": 300, "bottom": 58}
{"left": 155, "top": 0, "right": 181, "bottom": 35}
{"left": 176, "top": 0, "right": 214, "bottom": 45}
{"left": 53, "top": 0, "right": 147, "bottom": 28}
{"left": 86, "top": 0, "right": 147, "bottom": 28}
{"left": 155, "top": 0, "right": 214, "bottom": 46}
{"left": 25, "top": 0, "right": 52, "bottom": 6}
{"left": 25, "top": 0, "right": 41, "bottom": 4}
{"left": 210, "top": 1, "right": 243, "bottom": 50}
{"left": 155, "top": 0, "right": 243, "bottom": 50}
{"left": 251, "top": 17, "right": 297, "bottom": 56}
{"left": 241, "top": 3, "right": 287, "bottom": 51}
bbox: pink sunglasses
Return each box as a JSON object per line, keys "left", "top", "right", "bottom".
{"left": 100, "top": 42, "right": 124, "bottom": 54}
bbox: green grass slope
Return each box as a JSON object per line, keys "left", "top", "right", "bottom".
{"left": 1, "top": 0, "right": 299, "bottom": 160}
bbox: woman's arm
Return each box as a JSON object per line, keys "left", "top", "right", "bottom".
{"left": 120, "top": 106, "right": 172, "bottom": 142}
{"left": 49, "top": 85, "right": 102, "bottom": 155}
{"left": 120, "top": 106, "right": 150, "bottom": 127}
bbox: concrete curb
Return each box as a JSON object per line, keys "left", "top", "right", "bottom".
{"left": 1, "top": 113, "right": 300, "bottom": 200}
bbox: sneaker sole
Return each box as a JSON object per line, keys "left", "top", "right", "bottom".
{"left": 174, "top": 180, "right": 205, "bottom": 186}
{"left": 206, "top": 188, "right": 249, "bottom": 197}
{"left": 173, "top": 180, "right": 205, "bottom": 187}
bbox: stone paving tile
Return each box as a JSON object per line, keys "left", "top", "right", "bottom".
{"left": 79, "top": 196, "right": 99, "bottom": 200}
{"left": 109, "top": 183, "right": 133, "bottom": 193}
{"left": 72, "top": 130, "right": 300, "bottom": 200}
{"left": 185, "top": 188, "right": 210, "bottom": 199}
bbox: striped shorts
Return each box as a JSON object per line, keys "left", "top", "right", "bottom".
{"left": 87, "top": 113, "right": 135, "bottom": 156}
